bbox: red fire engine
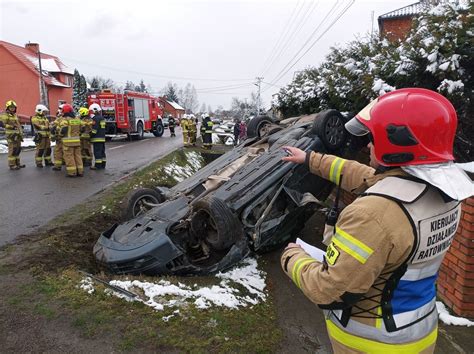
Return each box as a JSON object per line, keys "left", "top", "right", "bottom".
{"left": 87, "top": 90, "right": 165, "bottom": 139}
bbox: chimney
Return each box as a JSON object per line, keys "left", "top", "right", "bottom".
{"left": 25, "top": 42, "right": 39, "bottom": 53}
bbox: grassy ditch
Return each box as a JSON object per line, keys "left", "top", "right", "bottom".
{"left": 0, "top": 148, "right": 282, "bottom": 352}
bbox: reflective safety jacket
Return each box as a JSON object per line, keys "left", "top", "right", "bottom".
{"left": 90, "top": 114, "right": 106, "bottom": 143}
{"left": 80, "top": 117, "right": 94, "bottom": 139}
{"left": 281, "top": 152, "right": 461, "bottom": 352}
{"left": 60, "top": 116, "right": 82, "bottom": 147}
{"left": 51, "top": 115, "right": 64, "bottom": 142}
{"left": 201, "top": 118, "right": 213, "bottom": 133}
{"left": 181, "top": 118, "right": 189, "bottom": 133}
{"left": 1, "top": 112, "right": 23, "bottom": 141}
{"left": 168, "top": 117, "right": 176, "bottom": 128}
{"left": 31, "top": 114, "right": 50, "bottom": 137}
{"left": 188, "top": 119, "right": 197, "bottom": 133}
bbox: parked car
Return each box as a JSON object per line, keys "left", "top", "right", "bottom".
{"left": 93, "top": 110, "right": 360, "bottom": 276}
{"left": 162, "top": 117, "right": 169, "bottom": 128}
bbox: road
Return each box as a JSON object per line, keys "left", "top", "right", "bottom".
{"left": 0, "top": 132, "right": 182, "bottom": 245}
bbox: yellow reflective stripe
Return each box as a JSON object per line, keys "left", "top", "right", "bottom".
{"left": 375, "top": 306, "right": 382, "bottom": 329}
{"left": 333, "top": 227, "right": 374, "bottom": 264}
{"left": 329, "top": 157, "right": 346, "bottom": 185}
{"left": 8, "top": 157, "right": 16, "bottom": 161}
{"left": 95, "top": 159, "right": 102, "bottom": 163}
{"left": 91, "top": 138, "right": 105, "bottom": 142}
{"left": 326, "top": 320, "right": 437, "bottom": 353}
{"left": 291, "top": 257, "right": 317, "bottom": 289}
{"left": 63, "top": 138, "right": 80, "bottom": 143}
{"left": 66, "top": 167, "right": 77, "bottom": 171}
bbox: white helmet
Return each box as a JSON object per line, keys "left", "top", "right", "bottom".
{"left": 89, "top": 103, "right": 102, "bottom": 113}
{"left": 35, "top": 104, "right": 49, "bottom": 114}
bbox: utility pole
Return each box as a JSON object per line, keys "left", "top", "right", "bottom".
{"left": 255, "top": 76, "right": 263, "bottom": 116}
{"left": 37, "top": 46, "right": 48, "bottom": 106}
{"left": 370, "top": 11, "right": 375, "bottom": 38}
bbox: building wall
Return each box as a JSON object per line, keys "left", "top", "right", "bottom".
{"left": 0, "top": 46, "right": 40, "bottom": 120}
{"left": 48, "top": 85, "right": 73, "bottom": 116}
{"left": 379, "top": 17, "right": 413, "bottom": 41}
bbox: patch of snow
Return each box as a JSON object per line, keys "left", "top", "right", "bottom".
{"left": 79, "top": 277, "right": 95, "bottom": 294}
{"left": 438, "top": 62, "right": 450, "bottom": 71}
{"left": 372, "top": 79, "right": 395, "bottom": 96}
{"left": 80, "top": 257, "right": 267, "bottom": 315}
{"left": 436, "top": 301, "right": 474, "bottom": 327}
{"left": 437, "top": 79, "right": 464, "bottom": 94}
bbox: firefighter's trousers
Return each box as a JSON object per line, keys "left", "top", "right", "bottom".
{"left": 189, "top": 131, "right": 197, "bottom": 145}
{"left": 54, "top": 141, "right": 64, "bottom": 168}
{"left": 81, "top": 138, "right": 93, "bottom": 166}
{"left": 203, "top": 133, "right": 212, "bottom": 149}
{"left": 169, "top": 127, "right": 176, "bottom": 137}
{"left": 7, "top": 139, "right": 22, "bottom": 167}
{"left": 35, "top": 137, "right": 52, "bottom": 166}
{"left": 93, "top": 142, "right": 106, "bottom": 169}
{"left": 63, "top": 145, "right": 83, "bottom": 176}
{"left": 182, "top": 131, "right": 189, "bottom": 146}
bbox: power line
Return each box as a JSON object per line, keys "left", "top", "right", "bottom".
{"left": 196, "top": 82, "right": 254, "bottom": 93}
{"left": 262, "top": 0, "right": 320, "bottom": 77}
{"left": 62, "top": 57, "right": 254, "bottom": 83}
{"left": 264, "top": 0, "right": 354, "bottom": 91}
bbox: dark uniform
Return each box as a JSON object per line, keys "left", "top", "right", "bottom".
{"left": 168, "top": 117, "right": 176, "bottom": 137}
{"left": 31, "top": 113, "right": 53, "bottom": 167}
{"left": 201, "top": 116, "right": 213, "bottom": 149}
{"left": 90, "top": 112, "right": 106, "bottom": 169}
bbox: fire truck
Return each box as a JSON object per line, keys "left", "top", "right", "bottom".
{"left": 87, "top": 90, "right": 165, "bottom": 139}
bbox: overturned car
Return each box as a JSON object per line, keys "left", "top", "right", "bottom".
{"left": 93, "top": 110, "right": 358, "bottom": 276}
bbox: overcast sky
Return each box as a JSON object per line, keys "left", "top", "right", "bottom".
{"left": 1, "top": 0, "right": 415, "bottom": 110}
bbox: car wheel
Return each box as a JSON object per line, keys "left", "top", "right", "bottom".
{"left": 122, "top": 188, "right": 165, "bottom": 220}
{"left": 311, "top": 110, "right": 347, "bottom": 150}
{"left": 247, "top": 115, "right": 273, "bottom": 139}
{"left": 137, "top": 121, "right": 144, "bottom": 140}
{"left": 190, "top": 197, "right": 244, "bottom": 251}
{"left": 152, "top": 123, "right": 164, "bottom": 137}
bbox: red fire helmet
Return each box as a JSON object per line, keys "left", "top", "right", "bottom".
{"left": 345, "top": 88, "right": 457, "bottom": 166}
{"left": 61, "top": 103, "right": 73, "bottom": 114}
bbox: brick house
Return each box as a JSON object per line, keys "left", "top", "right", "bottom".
{"left": 0, "top": 41, "right": 73, "bottom": 123}
{"left": 159, "top": 97, "right": 185, "bottom": 119}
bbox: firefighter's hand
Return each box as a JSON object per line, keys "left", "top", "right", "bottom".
{"left": 284, "top": 242, "right": 302, "bottom": 250}
{"left": 281, "top": 146, "right": 306, "bottom": 164}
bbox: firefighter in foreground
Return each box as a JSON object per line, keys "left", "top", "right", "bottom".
{"left": 31, "top": 104, "right": 53, "bottom": 167}
{"left": 188, "top": 114, "right": 197, "bottom": 146}
{"left": 79, "top": 107, "right": 93, "bottom": 166}
{"left": 51, "top": 104, "right": 65, "bottom": 171}
{"left": 201, "top": 114, "right": 213, "bottom": 149}
{"left": 168, "top": 115, "right": 176, "bottom": 137}
{"left": 2, "top": 100, "right": 25, "bottom": 170}
{"left": 89, "top": 103, "right": 106, "bottom": 169}
{"left": 180, "top": 114, "right": 189, "bottom": 146}
{"left": 281, "top": 88, "right": 473, "bottom": 353}
{"left": 59, "top": 104, "right": 83, "bottom": 177}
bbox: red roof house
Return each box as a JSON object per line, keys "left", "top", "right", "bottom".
{"left": 0, "top": 41, "right": 73, "bottom": 122}
{"left": 378, "top": 1, "right": 427, "bottom": 41}
{"left": 158, "top": 97, "right": 185, "bottom": 119}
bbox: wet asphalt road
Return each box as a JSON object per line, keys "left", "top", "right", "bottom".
{"left": 0, "top": 131, "right": 183, "bottom": 245}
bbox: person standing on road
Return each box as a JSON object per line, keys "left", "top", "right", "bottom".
{"left": 168, "top": 115, "right": 176, "bottom": 137}
{"left": 188, "top": 114, "right": 197, "bottom": 146}
{"left": 89, "top": 103, "right": 106, "bottom": 170}
{"left": 31, "top": 104, "right": 53, "bottom": 168}
{"left": 79, "top": 107, "right": 93, "bottom": 166}
{"left": 1, "top": 100, "right": 25, "bottom": 170}
{"left": 280, "top": 88, "right": 473, "bottom": 353}
{"left": 181, "top": 114, "right": 189, "bottom": 147}
{"left": 59, "top": 104, "right": 83, "bottom": 177}
{"left": 201, "top": 114, "right": 213, "bottom": 149}
{"left": 233, "top": 119, "right": 240, "bottom": 146}
{"left": 51, "top": 104, "right": 65, "bottom": 171}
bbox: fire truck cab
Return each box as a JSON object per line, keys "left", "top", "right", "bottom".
{"left": 88, "top": 90, "right": 165, "bottom": 139}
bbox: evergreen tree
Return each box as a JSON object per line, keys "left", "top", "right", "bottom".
{"left": 79, "top": 75, "right": 88, "bottom": 107}
{"left": 72, "top": 69, "right": 82, "bottom": 111}
{"left": 135, "top": 79, "right": 147, "bottom": 92}
{"left": 163, "top": 82, "right": 180, "bottom": 103}
{"left": 125, "top": 81, "right": 135, "bottom": 91}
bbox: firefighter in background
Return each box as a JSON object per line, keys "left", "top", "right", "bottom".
{"left": 89, "top": 103, "right": 106, "bottom": 169}
{"left": 180, "top": 114, "right": 189, "bottom": 146}
{"left": 168, "top": 115, "right": 176, "bottom": 137}
{"left": 188, "top": 114, "right": 197, "bottom": 146}
{"left": 280, "top": 88, "right": 473, "bottom": 353}
{"left": 51, "top": 104, "right": 65, "bottom": 171}
{"left": 79, "top": 107, "right": 93, "bottom": 166}
{"left": 201, "top": 114, "right": 213, "bottom": 149}
{"left": 59, "top": 104, "right": 83, "bottom": 177}
{"left": 1, "top": 100, "right": 25, "bottom": 170}
{"left": 31, "top": 104, "right": 53, "bottom": 168}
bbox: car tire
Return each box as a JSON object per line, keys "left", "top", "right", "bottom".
{"left": 190, "top": 197, "right": 244, "bottom": 251}
{"left": 137, "top": 121, "right": 144, "bottom": 140}
{"left": 122, "top": 188, "right": 165, "bottom": 220}
{"left": 247, "top": 115, "right": 273, "bottom": 139}
{"left": 152, "top": 123, "right": 164, "bottom": 137}
{"left": 311, "top": 110, "right": 347, "bottom": 150}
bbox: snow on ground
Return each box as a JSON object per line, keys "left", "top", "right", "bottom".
{"left": 436, "top": 301, "right": 474, "bottom": 327}
{"left": 0, "top": 137, "right": 56, "bottom": 153}
{"left": 79, "top": 257, "right": 267, "bottom": 319}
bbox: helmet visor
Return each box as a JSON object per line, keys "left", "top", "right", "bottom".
{"left": 345, "top": 117, "right": 370, "bottom": 136}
